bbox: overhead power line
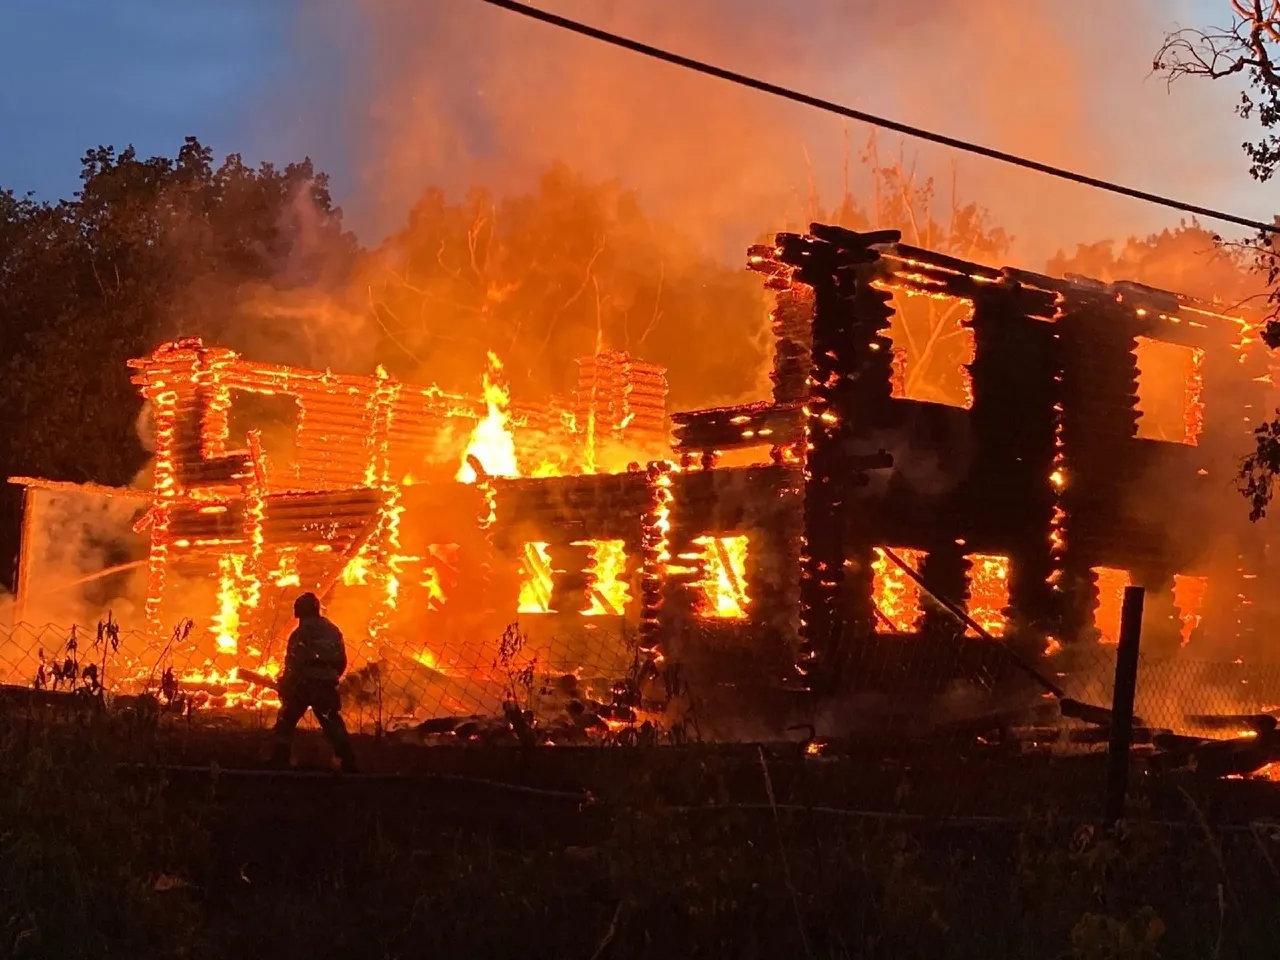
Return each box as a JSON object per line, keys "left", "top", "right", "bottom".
{"left": 476, "top": 0, "right": 1278, "bottom": 236}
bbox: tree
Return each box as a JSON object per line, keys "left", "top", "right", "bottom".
{"left": 358, "top": 164, "right": 769, "bottom": 409}
{"left": 0, "top": 138, "right": 358, "bottom": 584}
{"left": 1155, "top": 2, "right": 1280, "bottom": 187}
{"left": 1047, "top": 221, "right": 1262, "bottom": 308}
{"left": 795, "top": 136, "right": 1011, "bottom": 406}
{"left": 1155, "top": 3, "right": 1280, "bottom": 517}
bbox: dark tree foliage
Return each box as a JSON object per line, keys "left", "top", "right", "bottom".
{"left": 0, "top": 138, "right": 357, "bottom": 584}
{"left": 1156, "top": 2, "right": 1280, "bottom": 518}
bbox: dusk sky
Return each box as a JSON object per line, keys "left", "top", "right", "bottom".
{"left": 1, "top": 1, "right": 303, "bottom": 196}
{"left": 0, "top": 0, "right": 1272, "bottom": 261}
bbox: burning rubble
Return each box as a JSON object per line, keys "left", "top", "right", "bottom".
{"left": 4, "top": 223, "right": 1280, "bottom": 765}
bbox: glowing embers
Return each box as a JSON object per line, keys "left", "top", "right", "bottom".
{"left": 871, "top": 547, "right": 926, "bottom": 633}
{"left": 457, "top": 351, "right": 519, "bottom": 483}
{"left": 964, "top": 554, "right": 1011, "bottom": 638}
{"left": 881, "top": 288, "right": 975, "bottom": 409}
{"left": 1134, "top": 337, "right": 1206, "bottom": 446}
{"left": 144, "top": 382, "right": 180, "bottom": 635}
{"left": 638, "top": 461, "right": 676, "bottom": 656}
{"left": 1172, "top": 573, "right": 1208, "bottom": 647}
{"left": 1092, "top": 567, "right": 1132, "bottom": 645}
{"left": 270, "top": 550, "right": 301, "bottom": 588}
{"left": 517, "top": 542, "right": 556, "bottom": 614}
{"left": 691, "top": 535, "right": 750, "bottom": 619}
{"left": 578, "top": 540, "right": 631, "bottom": 616}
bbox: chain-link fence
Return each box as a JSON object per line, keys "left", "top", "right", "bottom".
{"left": 1055, "top": 643, "right": 1280, "bottom": 736}
{"left": 4, "top": 613, "right": 1278, "bottom": 746}
{"left": 0, "top": 611, "right": 645, "bottom": 735}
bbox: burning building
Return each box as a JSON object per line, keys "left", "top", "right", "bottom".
{"left": 4, "top": 223, "right": 1271, "bottom": 730}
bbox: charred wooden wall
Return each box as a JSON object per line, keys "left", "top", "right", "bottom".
{"left": 744, "top": 223, "right": 1270, "bottom": 691}
{"left": 101, "top": 231, "right": 1271, "bottom": 701}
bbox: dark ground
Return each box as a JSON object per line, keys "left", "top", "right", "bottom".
{"left": 5, "top": 704, "right": 1280, "bottom": 960}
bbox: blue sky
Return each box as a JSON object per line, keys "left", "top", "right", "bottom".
{"left": 0, "top": 0, "right": 1269, "bottom": 257}
{"left": 0, "top": 0, "right": 302, "bottom": 196}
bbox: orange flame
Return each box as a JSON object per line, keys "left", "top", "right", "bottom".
{"left": 1172, "top": 573, "right": 1208, "bottom": 647}
{"left": 964, "top": 554, "right": 1011, "bottom": 638}
{"left": 517, "top": 542, "right": 555, "bottom": 614}
{"left": 271, "top": 551, "right": 301, "bottom": 588}
{"left": 458, "top": 352, "right": 519, "bottom": 483}
{"left": 578, "top": 540, "right": 631, "bottom": 616}
{"left": 1092, "top": 567, "right": 1132, "bottom": 645}
{"left": 1185, "top": 346, "right": 1206, "bottom": 445}
{"left": 691, "top": 535, "right": 750, "bottom": 619}
{"left": 871, "top": 547, "right": 926, "bottom": 633}
{"left": 420, "top": 565, "right": 447, "bottom": 611}
{"left": 120, "top": 339, "right": 676, "bottom": 718}
{"left": 144, "top": 383, "right": 179, "bottom": 636}
{"left": 342, "top": 554, "right": 371, "bottom": 586}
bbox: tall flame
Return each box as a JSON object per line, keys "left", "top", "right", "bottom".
{"left": 144, "top": 383, "right": 179, "bottom": 636}
{"left": 1184, "top": 345, "right": 1206, "bottom": 445}
{"left": 692, "top": 535, "right": 750, "bottom": 619}
{"left": 457, "top": 351, "right": 519, "bottom": 483}
{"left": 213, "top": 554, "right": 247, "bottom": 653}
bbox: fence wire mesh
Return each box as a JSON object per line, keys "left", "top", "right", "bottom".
{"left": 3, "top": 614, "right": 1278, "bottom": 745}
{"left": 0, "top": 612, "right": 644, "bottom": 734}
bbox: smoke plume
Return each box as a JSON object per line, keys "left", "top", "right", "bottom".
{"left": 266, "top": 0, "right": 1252, "bottom": 266}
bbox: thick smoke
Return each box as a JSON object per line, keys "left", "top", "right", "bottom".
{"left": 0, "top": 487, "right": 150, "bottom": 687}
{"left": 238, "top": 0, "right": 1263, "bottom": 414}
{"left": 13, "top": 0, "right": 1272, "bottom": 727}
{"left": 272, "top": 0, "right": 1250, "bottom": 265}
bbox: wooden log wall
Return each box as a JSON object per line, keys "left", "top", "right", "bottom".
{"left": 769, "top": 287, "right": 814, "bottom": 405}
{"left": 573, "top": 350, "right": 670, "bottom": 457}
{"left": 739, "top": 225, "right": 1270, "bottom": 692}
{"left": 768, "top": 225, "right": 901, "bottom": 692}
{"left": 669, "top": 401, "right": 804, "bottom": 454}
{"left": 110, "top": 234, "right": 1273, "bottom": 687}
{"left": 1054, "top": 294, "right": 1145, "bottom": 644}
{"left": 493, "top": 472, "right": 651, "bottom": 624}
{"left": 1193, "top": 304, "right": 1270, "bottom": 659}
{"left": 963, "top": 284, "right": 1059, "bottom": 640}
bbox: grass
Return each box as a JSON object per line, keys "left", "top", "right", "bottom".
{"left": 3, "top": 707, "right": 1280, "bottom": 959}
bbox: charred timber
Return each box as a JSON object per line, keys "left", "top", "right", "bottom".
{"left": 670, "top": 401, "right": 805, "bottom": 451}
{"left": 964, "top": 288, "right": 1059, "bottom": 632}
{"left": 772, "top": 225, "right": 899, "bottom": 691}
{"left": 1151, "top": 731, "right": 1280, "bottom": 778}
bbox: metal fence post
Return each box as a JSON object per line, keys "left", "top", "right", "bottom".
{"left": 1106, "top": 585, "right": 1145, "bottom": 824}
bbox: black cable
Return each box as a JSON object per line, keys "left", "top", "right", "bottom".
{"left": 476, "top": 0, "right": 1278, "bottom": 236}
